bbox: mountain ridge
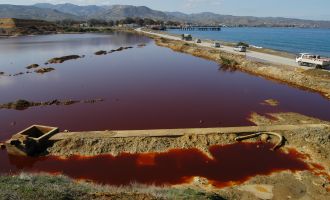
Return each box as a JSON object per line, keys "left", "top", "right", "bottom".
{"left": 0, "top": 4, "right": 80, "bottom": 21}
{"left": 0, "top": 3, "right": 329, "bottom": 28}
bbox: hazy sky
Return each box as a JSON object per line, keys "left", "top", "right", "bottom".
{"left": 1, "top": 0, "right": 329, "bottom": 20}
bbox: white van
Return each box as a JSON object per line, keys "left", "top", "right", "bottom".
{"left": 234, "top": 46, "right": 247, "bottom": 52}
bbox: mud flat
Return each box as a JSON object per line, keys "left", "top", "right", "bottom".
{"left": 26, "top": 64, "right": 39, "bottom": 69}
{"left": 0, "top": 99, "right": 104, "bottom": 110}
{"left": 138, "top": 31, "right": 330, "bottom": 99}
{"left": 95, "top": 46, "right": 133, "bottom": 55}
{"left": 34, "top": 67, "right": 55, "bottom": 74}
{"left": 46, "top": 55, "right": 81, "bottom": 64}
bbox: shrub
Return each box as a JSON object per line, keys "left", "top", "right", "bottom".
{"left": 220, "top": 56, "right": 238, "bottom": 67}
{"left": 237, "top": 42, "right": 249, "bottom": 47}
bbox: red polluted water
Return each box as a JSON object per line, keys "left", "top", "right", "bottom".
{"left": 1, "top": 33, "right": 330, "bottom": 141}
{"left": 0, "top": 142, "right": 316, "bottom": 187}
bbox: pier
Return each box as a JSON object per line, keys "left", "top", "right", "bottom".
{"left": 167, "top": 25, "right": 221, "bottom": 31}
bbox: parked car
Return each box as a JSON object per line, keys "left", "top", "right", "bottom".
{"left": 214, "top": 42, "right": 221, "bottom": 48}
{"left": 196, "top": 39, "right": 202, "bottom": 43}
{"left": 234, "top": 46, "right": 247, "bottom": 52}
{"left": 181, "top": 34, "right": 192, "bottom": 41}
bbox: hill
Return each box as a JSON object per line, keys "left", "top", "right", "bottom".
{"left": 0, "top": 4, "right": 80, "bottom": 21}
{"left": 167, "top": 12, "right": 330, "bottom": 28}
{"left": 33, "top": 3, "right": 104, "bottom": 19}
{"left": 90, "top": 5, "right": 169, "bottom": 21}
{"left": 0, "top": 3, "right": 329, "bottom": 28}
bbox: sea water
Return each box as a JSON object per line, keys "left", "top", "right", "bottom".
{"left": 168, "top": 27, "right": 330, "bottom": 57}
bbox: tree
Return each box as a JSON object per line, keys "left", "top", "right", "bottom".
{"left": 237, "top": 42, "right": 249, "bottom": 47}
{"left": 134, "top": 18, "right": 145, "bottom": 26}
{"left": 108, "top": 20, "right": 114, "bottom": 27}
{"left": 143, "top": 18, "right": 156, "bottom": 25}
{"left": 87, "top": 19, "right": 108, "bottom": 27}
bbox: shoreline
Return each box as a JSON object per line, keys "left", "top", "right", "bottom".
{"left": 136, "top": 28, "right": 330, "bottom": 99}
{"left": 162, "top": 29, "right": 297, "bottom": 59}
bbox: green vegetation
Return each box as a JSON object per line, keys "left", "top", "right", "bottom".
{"left": 56, "top": 17, "right": 179, "bottom": 29}
{"left": 220, "top": 56, "right": 238, "bottom": 67}
{"left": 160, "top": 37, "right": 170, "bottom": 43}
{"left": 236, "top": 42, "right": 249, "bottom": 47}
{"left": 166, "top": 188, "right": 225, "bottom": 200}
{"left": 0, "top": 174, "right": 226, "bottom": 200}
{"left": 0, "top": 174, "right": 91, "bottom": 200}
{"left": 62, "top": 27, "right": 112, "bottom": 33}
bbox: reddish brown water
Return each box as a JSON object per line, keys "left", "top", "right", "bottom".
{"left": 0, "top": 142, "right": 313, "bottom": 187}
{"left": 1, "top": 32, "right": 330, "bottom": 140}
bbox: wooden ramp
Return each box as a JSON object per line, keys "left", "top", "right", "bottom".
{"left": 50, "top": 124, "right": 329, "bottom": 141}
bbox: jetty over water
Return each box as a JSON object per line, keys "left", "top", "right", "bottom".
{"left": 167, "top": 25, "right": 221, "bottom": 31}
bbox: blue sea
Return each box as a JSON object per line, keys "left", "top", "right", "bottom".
{"left": 168, "top": 27, "right": 330, "bottom": 57}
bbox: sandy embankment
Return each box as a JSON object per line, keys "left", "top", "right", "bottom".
{"left": 47, "top": 112, "right": 330, "bottom": 200}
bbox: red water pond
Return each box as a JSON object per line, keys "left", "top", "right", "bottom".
{"left": 0, "top": 142, "right": 316, "bottom": 187}
{"left": 0, "top": 32, "right": 330, "bottom": 140}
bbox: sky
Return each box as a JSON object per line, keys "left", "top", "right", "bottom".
{"left": 0, "top": 0, "right": 330, "bottom": 20}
